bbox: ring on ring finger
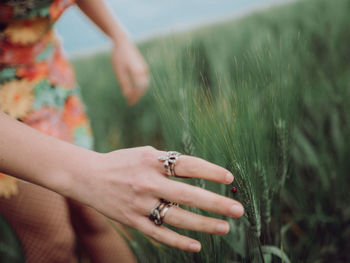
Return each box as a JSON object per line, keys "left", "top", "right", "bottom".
{"left": 149, "top": 199, "right": 178, "bottom": 226}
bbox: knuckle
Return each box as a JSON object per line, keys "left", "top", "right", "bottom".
{"left": 130, "top": 180, "right": 144, "bottom": 194}
{"left": 130, "top": 182, "right": 141, "bottom": 194}
{"left": 140, "top": 146, "right": 155, "bottom": 156}
{"left": 143, "top": 180, "right": 156, "bottom": 192}
{"left": 139, "top": 146, "right": 157, "bottom": 165}
{"left": 143, "top": 145, "right": 155, "bottom": 152}
{"left": 131, "top": 179, "right": 155, "bottom": 194}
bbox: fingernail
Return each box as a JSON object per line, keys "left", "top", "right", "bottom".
{"left": 225, "top": 173, "right": 234, "bottom": 183}
{"left": 230, "top": 204, "right": 244, "bottom": 217}
{"left": 189, "top": 243, "right": 201, "bottom": 252}
{"left": 216, "top": 223, "right": 229, "bottom": 234}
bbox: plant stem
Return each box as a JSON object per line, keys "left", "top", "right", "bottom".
{"left": 258, "top": 238, "right": 265, "bottom": 263}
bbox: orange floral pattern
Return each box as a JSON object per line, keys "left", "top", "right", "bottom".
{"left": 48, "top": 47, "right": 76, "bottom": 88}
{"left": 62, "top": 95, "right": 88, "bottom": 128}
{"left": 4, "top": 17, "right": 51, "bottom": 46}
{"left": 0, "top": 79, "right": 35, "bottom": 119}
{"left": 0, "top": 0, "right": 92, "bottom": 198}
{"left": 23, "top": 106, "right": 73, "bottom": 142}
{"left": 0, "top": 31, "right": 53, "bottom": 66}
{"left": 16, "top": 61, "right": 49, "bottom": 82}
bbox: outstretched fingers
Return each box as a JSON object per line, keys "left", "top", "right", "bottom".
{"left": 140, "top": 149, "right": 244, "bottom": 252}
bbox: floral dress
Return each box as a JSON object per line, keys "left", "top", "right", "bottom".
{"left": 0, "top": 0, "right": 93, "bottom": 198}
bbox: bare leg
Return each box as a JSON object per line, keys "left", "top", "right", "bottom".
{"left": 68, "top": 200, "right": 137, "bottom": 263}
{"left": 0, "top": 182, "right": 77, "bottom": 263}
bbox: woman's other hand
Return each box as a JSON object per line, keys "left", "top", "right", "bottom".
{"left": 111, "top": 39, "right": 150, "bottom": 105}
{"left": 73, "top": 146, "right": 244, "bottom": 253}
{"left": 76, "top": 0, "right": 150, "bottom": 105}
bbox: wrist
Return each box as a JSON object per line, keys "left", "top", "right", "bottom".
{"left": 109, "top": 29, "right": 129, "bottom": 45}
{"left": 111, "top": 30, "right": 131, "bottom": 47}
{"left": 45, "top": 147, "right": 102, "bottom": 202}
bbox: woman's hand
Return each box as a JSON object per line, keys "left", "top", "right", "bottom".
{"left": 111, "top": 39, "right": 150, "bottom": 105}
{"left": 72, "top": 146, "right": 244, "bottom": 253}
{"left": 0, "top": 113, "right": 243, "bottom": 253}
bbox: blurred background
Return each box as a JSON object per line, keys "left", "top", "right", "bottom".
{"left": 57, "top": 0, "right": 292, "bottom": 55}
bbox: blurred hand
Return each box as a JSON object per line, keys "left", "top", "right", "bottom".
{"left": 73, "top": 146, "right": 245, "bottom": 253}
{"left": 111, "top": 39, "right": 150, "bottom": 105}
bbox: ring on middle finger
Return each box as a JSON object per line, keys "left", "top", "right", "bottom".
{"left": 158, "top": 151, "right": 181, "bottom": 176}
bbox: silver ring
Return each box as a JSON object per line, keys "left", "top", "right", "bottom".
{"left": 158, "top": 151, "right": 181, "bottom": 176}
{"left": 149, "top": 199, "right": 178, "bottom": 226}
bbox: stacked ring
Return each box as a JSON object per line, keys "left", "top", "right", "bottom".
{"left": 158, "top": 151, "right": 181, "bottom": 177}
{"left": 149, "top": 199, "right": 178, "bottom": 226}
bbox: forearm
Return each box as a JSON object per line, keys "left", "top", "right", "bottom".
{"left": 0, "top": 112, "right": 98, "bottom": 198}
{"left": 76, "top": 0, "right": 128, "bottom": 43}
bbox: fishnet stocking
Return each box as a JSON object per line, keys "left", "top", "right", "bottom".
{"left": 0, "top": 182, "right": 77, "bottom": 263}
{"left": 0, "top": 182, "right": 137, "bottom": 263}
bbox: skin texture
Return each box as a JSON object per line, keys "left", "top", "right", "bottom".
{"left": 76, "top": 0, "right": 150, "bottom": 105}
{"left": 0, "top": 112, "right": 244, "bottom": 252}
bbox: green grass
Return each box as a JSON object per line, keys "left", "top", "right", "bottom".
{"left": 0, "top": 214, "right": 24, "bottom": 263}
{"left": 72, "top": 0, "right": 350, "bottom": 262}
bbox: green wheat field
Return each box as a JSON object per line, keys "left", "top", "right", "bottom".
{"left": 1, "top": 0, "right": 349, "bottom": 262}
